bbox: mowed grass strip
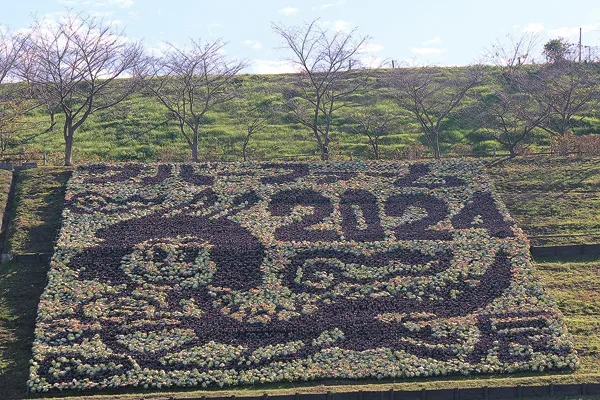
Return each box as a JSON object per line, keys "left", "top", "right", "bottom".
{"left": 0, "top": 169, "right": 12, "bottom": 223}
{"left": 4, "top": 167, "right": 71, "bottom": 255}
{"left": 535, "top": 256, "right": 600, "bottom": 373}
{"left": 488, "top": 156, "right": 600, "bottom": 246}
{"left": 0, "top": 260, "right": 49, "bottom": 400}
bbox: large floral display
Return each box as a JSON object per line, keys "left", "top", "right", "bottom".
{"left": 28, "top": 161, "right": 576, "bottom": 392}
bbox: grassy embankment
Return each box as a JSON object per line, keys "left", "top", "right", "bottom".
{"left": 0, "top": 168, "right": 67, "bottom": 399}
{"left": 1, "top": 158, "right": 600, "bottom": 399}
{"left": 10, "top": 68, "right": 600, "bottom": 165}
{"left": 3, "top": 168, "right": 71, "bottom": 255}
{"left": 489, "top": 156, "right": 600, "bottom": 246}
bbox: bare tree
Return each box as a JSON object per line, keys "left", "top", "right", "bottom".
{"left": 0, "top": 28, "right": 24, "bottom": 84}
{"left": 388, "top": 65, "right": 484, "bottom": 159}
{"left": 0, "top": 29, "right": 30, "bottom": 152}
{"left": 44, "top": 100, "right": 61, "bottom": 133}
{"left": 229, "top": 86, "right": 276, "bottom": 161}
{"left": 486, "top": 33, "right": 539, "bottom": 73}
{"left": 474, "top": 34, "right": 548, "bottom": 157}
{"left": 475, "top": 88, "right": 548, "bottom": 157}
{"left": 535, "top": 62, "right": 599, "bottom": 137}
{"left": 273, "top": 19, "right": 370, "bottom": 161}
{"left": 347, "top": 106, "right": 399, "bottom": 159}
{"left": 17, "top": 13, "right": 147, "bottom": 166}
{"left": 148, "top": 39, "right": 247, "bottom": 162}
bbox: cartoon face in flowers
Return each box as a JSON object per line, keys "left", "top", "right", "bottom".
{"left": 29, "top": 162, "right": 574, "bottom": 392}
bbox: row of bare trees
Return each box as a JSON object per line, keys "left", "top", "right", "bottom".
{"left": 1, "top": 12, "right": 599, "bottom": 165}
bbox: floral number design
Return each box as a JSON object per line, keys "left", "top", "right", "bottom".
{"left": 28, "top": 161, "right": 577, "bottom": 393}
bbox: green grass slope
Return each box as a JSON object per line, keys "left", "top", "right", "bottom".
{"left": 489, "top": 156, "right": 600, "bottom": 246}
{"left": 0, "top": 169, "right": 12, "bottom": 224}
{"left": 3, "top": 168, "right": 71, "bottom": 255}
{"left": 9, "top": 68, "right": 600, "bottom": 164}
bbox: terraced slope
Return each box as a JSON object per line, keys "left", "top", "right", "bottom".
{"left": 489, "top": 156, "right": 600, "bottom": 246}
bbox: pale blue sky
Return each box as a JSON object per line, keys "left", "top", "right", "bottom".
{"left": 3, "top": 0, "right": 600, "bottom": 73}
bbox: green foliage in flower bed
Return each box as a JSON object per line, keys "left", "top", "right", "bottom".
{"left": 28, "top": 160, "right": 576, "bottom": 393}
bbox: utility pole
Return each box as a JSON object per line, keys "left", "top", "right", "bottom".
{"left": 579, "top": 27, "right": 582, "bottom": 62}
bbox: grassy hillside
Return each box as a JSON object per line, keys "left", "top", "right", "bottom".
{"left": 489, "top": 156, "right": 600, "bottom": 246}
{"left": 3, "top": 168, "right": 71, "bottom": 254}
{"left": 9, "top": 68, "right": 600, "bottom": 165}
{"left": 0, "top": 169, "right": 12, "bottom": 223}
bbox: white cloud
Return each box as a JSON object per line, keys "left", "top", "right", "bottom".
{"left": 147, "top": 41, "right": 171, "bottom": 57}
{"left": 549, "top": 23, "right": 600, "bottom": 39}
{"left": 74, "top": 0, "right": 134, "bottom": 7}
{"left": 358, "top": 55, "right": 384, "bottom": 69}
{"left": 422, "top": 36, "right": 441, "bottom": 45}
{"left": 523, "top": 22, "right": 544, "bottom": 34}
{"left": 332, "top": 20, "right": 350, "bottom": 32}
{"left": 107, "top": 0, "right": 134, "bottom": 7}
{"left": 243, "top": 40, "right": 263, "bottom": 50}
{"left": 410, "top": 47, "right": 446, "bottom": 55}
{"left": 312, "top": 1, "right": 346, "bottom": 11}
{"left": 278, "top": 7, "right": 299, "bottom": 16}
{"left": 549, "top": 27, "right": 578, "bottom": 38}
{"left": 358, "top": 42, "right": 384, "bottom": 53}
{"left": 249, "top": 59, "right": 297, "bottom": 74}
{"left": 90, "top": 10, "right": 114, "bottom": 17}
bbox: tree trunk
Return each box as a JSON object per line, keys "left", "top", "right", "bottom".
{"left": 191, "top": 129, "right": 199, "bottom": 162}
{"left": 321, "top": 134, "right": 330, "bottom": 161}
{"left": 64, "top": 131, "right": 74, "bottom": 166}
{"left": 432, "top": 131, "right": 441, "bottom": 159}
{"left": 49, "top": 112, "right": 55, "bottom": 132}
{"left": 242, "top": 137, "right": 249, "bottom": 162}
{"left": 508, "top": 144, "right": 517, "bottom": 158}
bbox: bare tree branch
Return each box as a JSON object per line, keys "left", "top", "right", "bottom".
{"left": 0, "top": 29, "right": 33, "bottom": 152}
{"left": 347, "top": 106, "right": 399, "bottom": 159}
{"left": 147, "top": 38, "right": 247, "bottom": 162}
{"left": 16, "top": 12, "right": 148, "bottom": 165}
{"left": 534, "top": 61, "right": 599, "bottom": 137}
{"left": 228, "top": 85, "right": 276, "bottom": 161}
{"left": 387, "top": 65, "right": 485, "bottom": 159}
{"left": 273, "top": 19, "right": 370, "bottom": 160}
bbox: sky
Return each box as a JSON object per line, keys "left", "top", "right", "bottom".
{"left": 2, "top": 0, "right": 600, "bottom": 74}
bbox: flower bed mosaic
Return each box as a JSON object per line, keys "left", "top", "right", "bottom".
{"left": 28, "top": 161, "right": 577, "bottom": 392}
